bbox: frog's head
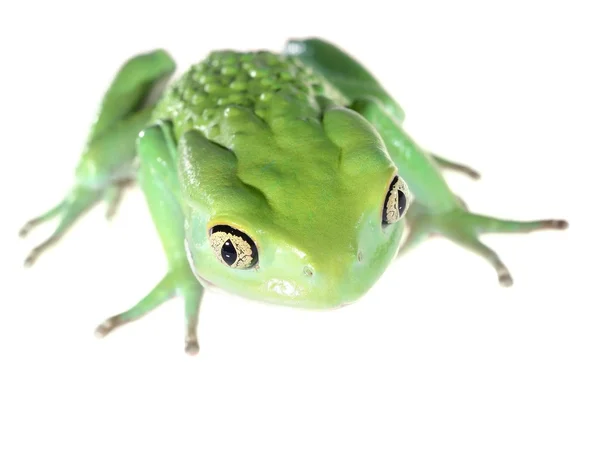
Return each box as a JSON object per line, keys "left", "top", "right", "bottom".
{"left": 180, "top": 104, "right": 410, "bottom": 309}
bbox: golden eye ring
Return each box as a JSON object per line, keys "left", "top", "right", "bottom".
{"left": 208, "top": 225, "right": 258, "bottom": 269}
{"left": 382, "top": 175, "right": 409, "bottom": 225}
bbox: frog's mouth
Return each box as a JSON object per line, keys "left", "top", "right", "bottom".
{"left": 195, "top": 273, "right": 215, "bottom": 288}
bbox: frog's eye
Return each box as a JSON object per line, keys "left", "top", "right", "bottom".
{"left": 208, "top": 225, "right": 258, "bottom": 269}
{"left": 382, "top": 175, "right": 408, "bottom": 225}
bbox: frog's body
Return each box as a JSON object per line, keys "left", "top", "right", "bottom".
{"left": 21, "top": 39, "right": 568, "bottom": 354}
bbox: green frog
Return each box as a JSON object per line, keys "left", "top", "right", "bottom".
{"left": 20, "top": 38, "right": 568, "bottom": 354}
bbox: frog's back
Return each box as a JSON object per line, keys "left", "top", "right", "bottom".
{"left": 152, "top": 50, "right": 348, "bottom": 143}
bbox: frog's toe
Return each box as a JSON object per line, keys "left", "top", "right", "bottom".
{"left": 543, "top": 219, "right": 569, "bottom": 230}
{"left": 452, "top": 164, "right": 481, "bottom": 180}
{"left": 183, "top": 294, "right": 202, "bottom": 356}
{"left": 94, "top": 316, "right": 124, "bottom": 338}
{"left": 454, "top": 232, "right": 515, "bottom": 287}
{"left": 104, "top": 179, "right": 133, "bottom": 220}
{"left": 431, "top": 154, "right": 481, "bottom": 180}
{"left": 23, "top": 236, "right": 60, "bottom": 267}
{"left": 18, "top": 200, "right": 65, "bottom": 239}
{"left": 185, "top": 336, "right": 200, "bottom": 356}
{"left": 499, "top": 270, "right": 514, "bottom": 287}
{"left": 19, "top": 220, "right": 39, "bottom": 238}
{"left": 467, "top": 213, "right": 569, "bottom": 234}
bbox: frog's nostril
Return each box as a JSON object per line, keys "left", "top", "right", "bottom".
{"left": 303, "top": 266, "right": 314, "bottom": 277}
{"left": 357, "top": 251, "right": 363, "bottom": 262}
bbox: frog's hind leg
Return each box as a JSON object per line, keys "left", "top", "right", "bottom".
{"left": 285, "top": 39, "right": 482, "bottom": 182}
{"left": 284, "top": 38, "right": 405, "bottom": 120}
{"left": 20, "top": 49, "right": 176, "bottom": 266}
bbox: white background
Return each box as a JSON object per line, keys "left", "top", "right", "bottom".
{"left": 1, "top": 1, "right": 598, "bottom": 449}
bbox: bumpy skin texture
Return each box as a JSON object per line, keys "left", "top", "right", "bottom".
{"left": 152, "top": 50, "right": 347, "bottom": 140}
{"left": 20, "top": 38, "right": 568, "bottom": 354}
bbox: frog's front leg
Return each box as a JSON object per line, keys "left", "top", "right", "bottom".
{"left": 353, "top": 98, "right": 568, "bottom": 286}
{"left": 20, "top": 49, "right": 176, "bottom": 266}
{"left": 95, "top": 122, "right": 204, "bottom": 355}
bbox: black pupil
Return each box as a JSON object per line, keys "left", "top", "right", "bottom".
{"left": 397, "top": 190, "right": 407, "bottom": 216}
{"left": 221, "top": 239, "right": 238, "bottom": 266}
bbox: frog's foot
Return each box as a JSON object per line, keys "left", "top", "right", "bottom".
{"left": 399, "top": 204, "right": 568, "bottom": 286}
{"left": 19, "top": 186, "right": 101, "bottom": 267}
{"left": 430, "top": 153, "right": 481, "bottom": 180}
{"left": 20, "top": 177, "right": 135, "bottom": 266}
{"left": 95, "top": 269, "right": 203, "bottom": 355}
